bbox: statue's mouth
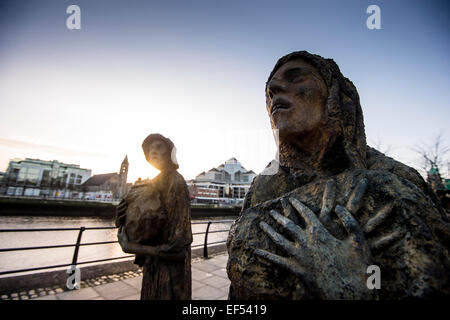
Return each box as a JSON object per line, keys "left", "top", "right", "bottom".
{"left": 271, "top": 98, "right": 291, "bottom": 115}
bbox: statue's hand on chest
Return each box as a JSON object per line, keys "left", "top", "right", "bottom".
{"left": 254, "top": 178, "right": 395, "bottom": 299}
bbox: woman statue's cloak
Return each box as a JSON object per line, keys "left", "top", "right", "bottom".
{"left": 117, "top": 169, "right": 193, "bottom": 300}
{"left": 226, "top": 51, "right": 450, "bottom": 299}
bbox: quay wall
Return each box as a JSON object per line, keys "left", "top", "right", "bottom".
{"left": 0, "top": 198, "right": 241, "bottom": 218}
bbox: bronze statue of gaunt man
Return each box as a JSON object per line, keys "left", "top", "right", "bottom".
{"left": 227, "top": 51, "right": 450, "bottom": 299}
{"left": 116, "top": 133, "right": 192, "bottom": 300}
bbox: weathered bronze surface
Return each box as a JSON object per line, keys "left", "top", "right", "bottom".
{"left": 116, "top": 134, "right": 192, "bottom": 300}
{"left": 227, "top": 51, "right": 450, "bottom": 299}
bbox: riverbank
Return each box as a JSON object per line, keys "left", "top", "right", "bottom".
{"left": 0, "top": 197, "right": 241, "bottom": 218}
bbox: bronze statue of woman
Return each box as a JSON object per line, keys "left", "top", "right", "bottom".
{"left": 227, "top": 51, "right": 450, "bottom": 299}
{"left": 116, "top": 133, "right": 192, "bottom": 300}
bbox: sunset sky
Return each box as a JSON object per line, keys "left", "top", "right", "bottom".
{"left": 0, "top": 0, "right": 449, "bottom": 182}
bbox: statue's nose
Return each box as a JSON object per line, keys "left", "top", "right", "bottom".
{"left": 267, "top": 79, "right": 287, "bottom": 97}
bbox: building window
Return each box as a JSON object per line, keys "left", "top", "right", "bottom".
{"left": 26, "top": 168, "right": 40, "bottom": 185}
{"left": 243, "top": 175, "right": 249, "bottom": 182}
{"left": 17, "top": 169, "right": 26, "bottom": 184}
{"left": 41, "top": 170, "right": 51, "bottom": 186}
{"left": 8, "top": 168, "right": 20, "bottom": 183}
{"left": 214, "top": 173, "right": 222, "bottom": 180}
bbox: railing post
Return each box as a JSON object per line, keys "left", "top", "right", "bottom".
{"left": 66, "top": 226, "right": 85, "bottom": 290}
{"left": 203, "top": 221, "right": 212, "bottom": 259}
{"left": 71, "top": 226, "right": 85, "bottom": 266}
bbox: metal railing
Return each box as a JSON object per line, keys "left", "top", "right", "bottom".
{"left": 0, "top": 220, "right": 234, "bottom": 276}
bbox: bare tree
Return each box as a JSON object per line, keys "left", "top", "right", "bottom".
{"left": 412, "top": 132, "right": 449, "bottom": 188}
{"left": 370, "top": 135, "right": 393, "bottom": 156}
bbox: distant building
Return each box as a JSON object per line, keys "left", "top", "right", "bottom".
{"left": 187, "top": 158, "right": 256, "bottom": 205}
{"left": 427, "top": 166, "right": 445, "bottom": 193}
{"left": 1, "top": 158, "right": 91, "bottom": 197}
{"left": 82, "top": 156, "right": 130, "bottom": 200}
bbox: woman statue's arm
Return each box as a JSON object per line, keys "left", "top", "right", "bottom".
{"left": 117, "top": 228, "right": 185, "bottom": 261}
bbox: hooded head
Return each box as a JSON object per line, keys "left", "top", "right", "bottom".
{"left": 266, "top": 51, "right": 367, "bottom": 172}
{"left": 142, "top": 133, "right": 179, "bottom": 171}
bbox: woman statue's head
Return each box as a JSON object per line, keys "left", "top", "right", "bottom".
{"left": 142, "top": 133, "right": 179, "bottom": 171}
{"left": 266, "top": 51, "right": 367, "bottom": 171}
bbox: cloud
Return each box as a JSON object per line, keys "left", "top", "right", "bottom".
{"left": 0, "top": 138, "right": 108, "bottom": 159}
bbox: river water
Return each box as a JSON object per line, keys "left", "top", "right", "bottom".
{"left": 0, "top": 215, "right": 235, "bottom": 278}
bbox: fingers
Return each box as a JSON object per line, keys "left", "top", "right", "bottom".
{"left": 370, "top": 230, "right": 403, "bottom": 250}
{"left": 335, "top": 205, "right": 363, "bottom": 242}
{"left": 254, "top": 249, "right": 306, "bottom": 279}
{"left": 280, "top": 197, "right": 301, "bottom": 226}
{"left": 319, "top": 179, "right": 336, "bottom": 225}
{"left": 268, "top": 209, "right": 306, "bottom": 245}
{"left": 346, "top": 178, "right": 368, "bottom": 215}
{"left": 289, "top": 198, "right": 322, "bottom": 229}
{"left": 259, "top": 221, "right": 297, "bottom": 256}
{"left": 363, "top": 202, "right": 395, "bottom": 233}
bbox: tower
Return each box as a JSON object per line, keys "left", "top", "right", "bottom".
{"left": 118, "top": 155, "right": 129, "bottom": 198}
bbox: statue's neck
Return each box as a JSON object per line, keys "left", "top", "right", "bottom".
{"left": 278, "top": 131, "right": 348, "bottom": 176}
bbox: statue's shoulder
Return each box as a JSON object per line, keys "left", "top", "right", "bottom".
{"left": 365, "top": 146, "right": 442, "bottom": 208}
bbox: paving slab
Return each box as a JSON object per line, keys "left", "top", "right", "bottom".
{"left": 194, "top": 261, "right": 223, "bottom": 273}
{"left": 200, "top": 275, "right": 230, "bottom": 289}
{"left": 212, "top": 268, "right": 228, "bottom": 279}
{"left": 192, "top": 279, "right": 206, "bottom": 291}
{"left": 193, "top": 285, "right": 225, "bottom": 300}
{"left": 122, "top": 277, "right": 142, "bottom": 290}
{"left": 91, "top": 281, "right": 139, "bottom": 300}
{"left": 192, "top": 269, "right": 215, "bottom": 281}
{"left": 56, "top": 287, "right": 100, "bottom": 300}
{"left": 119, "top": 293, "right": 141, "bottom": 300}
{"left": 33, "top": 294, "right": 59, "bottom": 300}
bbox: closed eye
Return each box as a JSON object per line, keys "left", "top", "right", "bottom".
{"left": 284, "top": 68, "right": 309, "bottom": 83}
{"left": 289, "top": 75, "right": 307, "bottom": 83}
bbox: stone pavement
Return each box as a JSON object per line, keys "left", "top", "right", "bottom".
{"left": 32, "top": 252, "right": 230, "bottom": 300}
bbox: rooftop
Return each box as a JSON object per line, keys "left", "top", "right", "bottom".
{"left": 82, "top": 173, "right": 118, "bottom": 187}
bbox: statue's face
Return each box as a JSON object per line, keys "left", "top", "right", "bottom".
{"left": 266, "top": 59, "right": 328, "bottom": 141}
{"left": 147, "top": 139, "right": 170, "bottom": 170}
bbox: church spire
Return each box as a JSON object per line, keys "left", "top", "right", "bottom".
{"left": 119, "top": 155, "right": 129, "bottom": 198}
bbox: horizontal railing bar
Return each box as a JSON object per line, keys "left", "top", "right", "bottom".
{"left": 0, "top": 263, "right": 73, "bottom": 276}
{"left": 191, "top": 220, "right": 234, "bottom": 224}
{"left": 0, "top": 255, "right": 135, "bottom": 276}
{"left": 78, "top": 241, "right": 118, "bottom": 246}
{"left": 0, "top": 241, "right": 121, "bottom": 252}
{"left": 75, "top": 255, "right": 135, "bottom": 266}
{"left": 0, "top": 244, "right": 77, "bottom": 252}
{"left": 205, "top": 240, "right": 227, "bottom": 246}
{"left": 0, "top": 226, "right": 117, "bottom": 232}
{"left": 192, "top": 229, "right": 229, "bottom": 236}
{"left": 0, "top": 228, "right": 84, "bottom": 232}
{"left": 191, "top": 240, "right": 226, "bottom": 249}
{"left": 0, "top": 233, "right": 231, "bottom": 252}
